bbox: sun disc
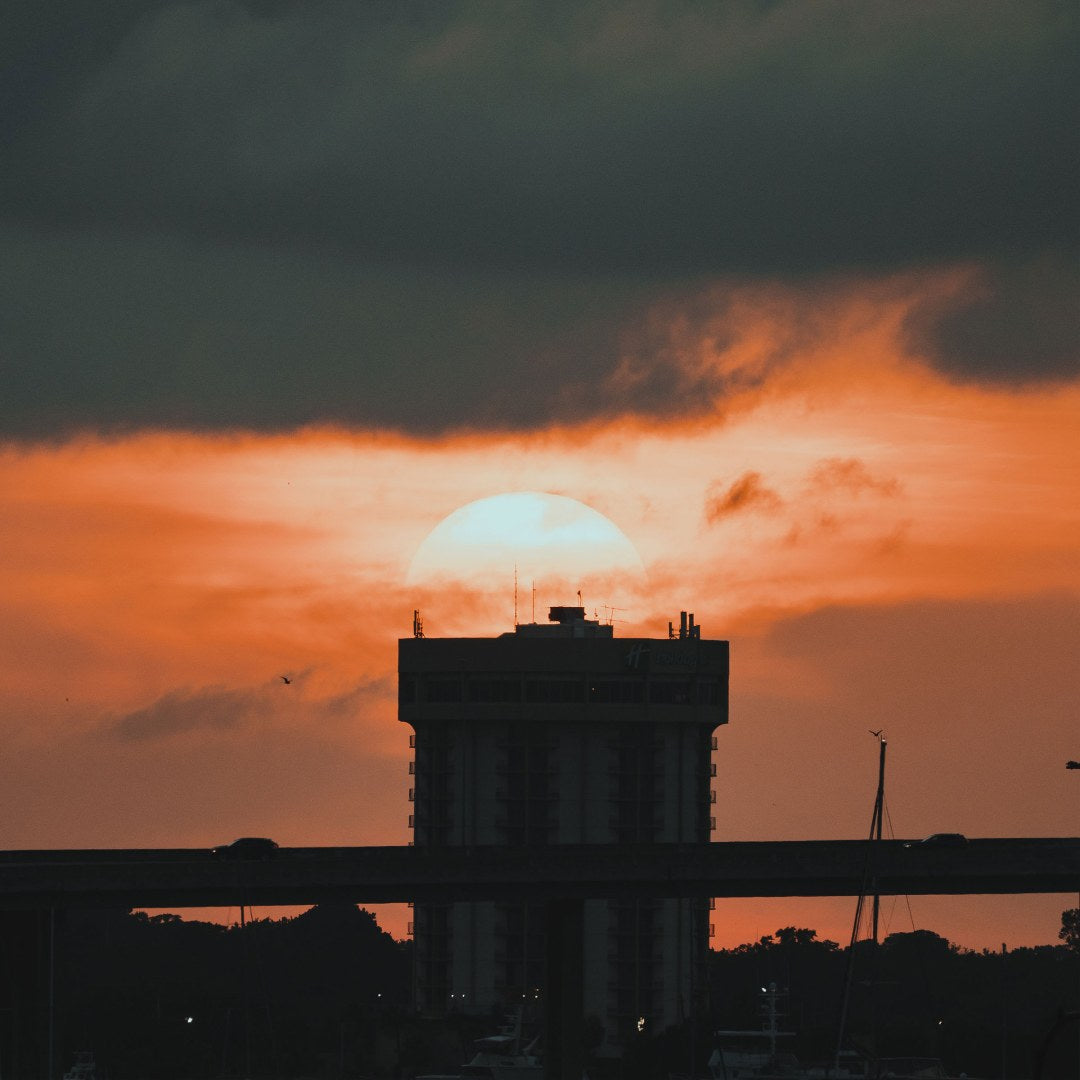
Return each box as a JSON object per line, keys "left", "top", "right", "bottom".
{"left": 405, "top": 491, "right": 644, "bottom": 586}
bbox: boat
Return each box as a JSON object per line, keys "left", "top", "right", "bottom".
{"left": 708, "top": 982, "right": 803, "bottom": 1080}
{"left": 707, "top": 985, "right": 950, "bottom": 1080}
{"left": 416, "top": 1009, "right": 543, "bottom": 1080}
{"left": 460, "top": 1018, "right": 543, "bottom": 1080}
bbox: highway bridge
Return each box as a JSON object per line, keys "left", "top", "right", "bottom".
{"left": 2, "top": 838, "right": 1076, "bottom": 1079}
{"left": 1, "top": 837, "right": 1077, "bottom": 909}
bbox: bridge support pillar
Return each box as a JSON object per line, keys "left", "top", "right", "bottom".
{"left": 544, "top": 898, "right": 584, "bottom": 1080}
{"left": 0, "top": 908, "right": 62, "bottom": 1080}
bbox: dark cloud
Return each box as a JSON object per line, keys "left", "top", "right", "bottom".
{"left": 109, "top": 675, "right": 392, "bottom": 741}
{"left": 112, "top": 684, "right": 253, "bottom": 740}
{"left": 902, "top": 251, "right": 1080, "bottom": 384}
{"left": 7, "top": 1, "right": 1073, "bottom": 272}
{"left": 319, "top": 678, "right": 395, "bottom": 723}
{"left": 0, "top": 226, "right": 738, "bottom": 437}
{"left": 0, "top": 1, "right": 1076, "bottom": 438}
{"left": 705, "top": 471, "right": 782, "bottom": 522}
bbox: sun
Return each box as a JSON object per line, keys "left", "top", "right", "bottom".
{"left": 405, "top": 492, "right": 645, "bottom": 592}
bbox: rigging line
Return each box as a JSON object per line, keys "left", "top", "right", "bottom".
{"left": 883, "top": 799, "right": 921, "bottom": 934}
{"left": 904, "top": 892, "right": 920, "bottom": 933}
{"left": 880, "top": 894, "right": 900, "bottom": 940}
{"left": 883, "top": 799, "right": 897, "bottom": 840}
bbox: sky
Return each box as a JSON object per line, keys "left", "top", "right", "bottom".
{"left": 1, "top": 0, "right": 1077, "bottom": 950}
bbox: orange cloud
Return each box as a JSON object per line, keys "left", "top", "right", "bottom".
{"left": 806, "top": 457, "right": 901, "bottom": 498}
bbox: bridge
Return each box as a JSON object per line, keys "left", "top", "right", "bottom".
{"left": 1, "top": 837, "right": 1077, "bottom": 908}
{"left": 3, "top": 838, "right": 1076, "bottom": 1079}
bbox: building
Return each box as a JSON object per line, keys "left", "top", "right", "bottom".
{"left": 399, "top": 606, "right": 728, "bottom": 1051}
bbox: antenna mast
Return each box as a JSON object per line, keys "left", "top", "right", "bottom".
{"left": 514, "top": 564, "right": 518, "bottom": 627}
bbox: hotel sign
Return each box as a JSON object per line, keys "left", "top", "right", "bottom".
{"left": 623, "top": 641, "right": 699, "bottom": 671}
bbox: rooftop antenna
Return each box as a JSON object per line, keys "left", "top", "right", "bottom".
{"left": 531, "top": 581, "right": 536, "bottom": 623}
{"left": 514, "top": 564, "right": 518, "bottom": 627}
{"left": 577, "top": 589, "right": 583, "bottom": 607}
{"left": 412, "top": 609, "right": 424, "bottom": 639}
{"left": 604, "top": 606, "right": 625, "bottom": 628}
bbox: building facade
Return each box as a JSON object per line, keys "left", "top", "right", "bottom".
{"left": 399, "top": 606, "right": 728, "bottom": 1051}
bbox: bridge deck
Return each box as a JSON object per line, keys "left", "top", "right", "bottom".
{"left": 0, "top": 838, "right": 1076, "bottom": 908}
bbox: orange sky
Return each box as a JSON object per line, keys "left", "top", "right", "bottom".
{"left": 2, "top": 277, "right": 1077, "bottom": 949}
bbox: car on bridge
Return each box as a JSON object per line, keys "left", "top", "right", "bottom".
{"left": 903, "top": 832, "right": 968, "bottom": 849}
{"left": 211, "top": 837, "right": 279, "bottom": 860}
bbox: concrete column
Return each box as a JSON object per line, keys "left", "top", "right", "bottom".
{"left": 544, "top": 898, "right": 584, "bottom": 1080}
{"left": 0, "top": 908, "right": 61, "bottom": 1080}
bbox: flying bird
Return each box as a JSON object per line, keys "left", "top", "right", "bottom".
{"left": 279, "top": 675, "right": 292, "bottom": 684}
{"left": 869, "top": 729, "right": 883, "bottom": 737}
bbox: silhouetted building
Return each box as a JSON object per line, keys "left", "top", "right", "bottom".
{"left": 399, "top": 606, "right": 728, "bottom": 1052}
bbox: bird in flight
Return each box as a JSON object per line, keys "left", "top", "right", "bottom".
{"left": 868, "top": 729, "right": 883, "bottom": 737}
{"left": 279, "top": 675, "right": 292, "bottom": 684}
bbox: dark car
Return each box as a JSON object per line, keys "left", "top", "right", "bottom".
{"left": 211, "top": 837, "right": 279, "bottom": 860}
{"left": 903, "top": 832, "right": 968, "bottom": 849}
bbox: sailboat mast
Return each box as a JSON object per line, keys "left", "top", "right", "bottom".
{"left": 871, "top": 734, "right": 887, "bottom": 944}
{"left": 835, "top": 731, "right": 888, "bottom": 1071}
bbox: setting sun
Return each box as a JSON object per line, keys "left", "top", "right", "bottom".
{"left": 405, "top": 490, "right": 645, "bottom": 599}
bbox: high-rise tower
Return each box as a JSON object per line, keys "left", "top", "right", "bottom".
{"left": 399, "top": 606, "right": 727, "bottom": 1052}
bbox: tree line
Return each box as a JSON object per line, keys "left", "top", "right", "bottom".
{"left": 8, "top": 905, "right": 1078, "bottom": 1078}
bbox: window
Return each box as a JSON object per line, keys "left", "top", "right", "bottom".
{"left": 697, "top": 678, "right": 722, "bottom": 705}
{"left": 649, "top": 678, "right": 692, "bottom": 704}
{"left": 589, "top": 679, "right": 645, "bottom": 704}
{"left": 424, "top": 677, "right": 462, "bottom": 703}
{"left": 467, "top": 677, "right": 522, "bottom": 703}
{"left": 524, "top": 678, "right": 584, "bottom": 703}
